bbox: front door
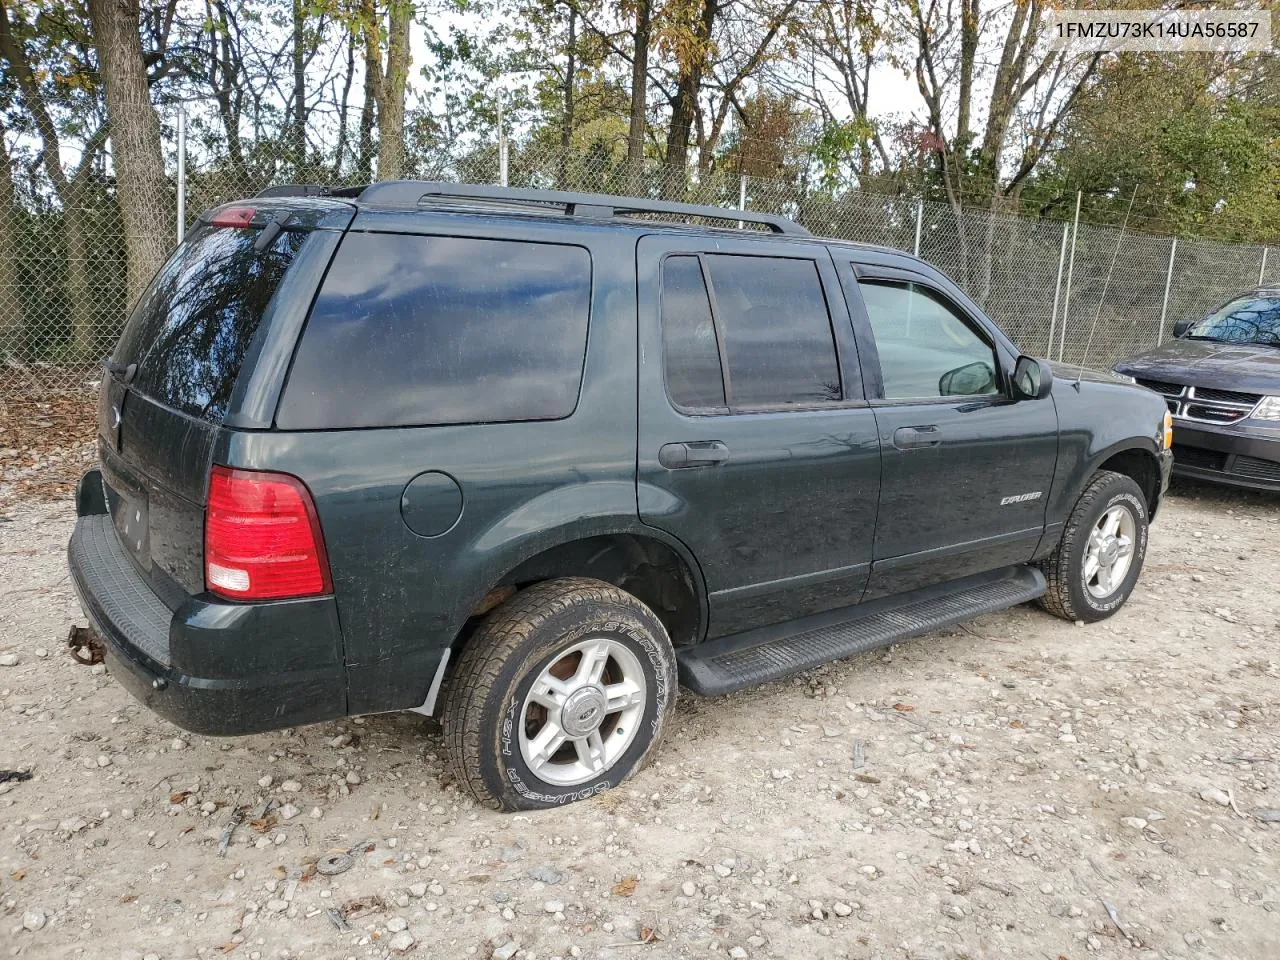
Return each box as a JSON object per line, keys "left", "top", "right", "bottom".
{"left": 636, "top": 234, "right": 881, "bottom": 639}
{"left": 837, "top": 263, "right": 1060, "bottom": 599}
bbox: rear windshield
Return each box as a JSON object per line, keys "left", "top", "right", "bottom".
{"left": 113, "top": 223, "right": 307, "bottom": 421}
{"left": 276, "top": 232, "right": 592, "bottom": 429}
{"left": 1188, "top": 295, "right": 1280, "bottom": 347}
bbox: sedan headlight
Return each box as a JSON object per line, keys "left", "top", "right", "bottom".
{"left": 1115, "top": 373, "right": 1137, "bottom": 384}
{"left": 1253, "top": 396, "right": 1280, "bottom": 421}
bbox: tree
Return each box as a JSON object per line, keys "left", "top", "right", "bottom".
{"left": 626, "top": 0, "right": 653, "bottom": 187}
{"left": 378, "top": 0, "right": 412, "bottom": 178}
{"left": 0, "top": 121, "right": 21, "bottom": 359}
{"left": 87, "top": 0, "right": 171, "bottom": 308}
{"left": 0, "top": 0, "right": 108, "bottom": 359}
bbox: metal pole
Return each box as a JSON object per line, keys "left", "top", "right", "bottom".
{"left": 1259, "top": 246, "right": 1269, "bottom": 286}
{"left": 1047, "top": 221, "right": 1069, "bottom": 355}
{"left": 497, "top": 91, "right": 508, "bottom": 187}
{"left": 913, "top": 199, "right": 924, "bottom": 257}
{"left": 176, "top": 109, "right": 186, "bottom": 243}
{"left": 738, "top": 174, "right": 746, "bottom": 229}
{"left": 1157, "top": 237, "right": 1177, "bottom": 345}
{"left": 1059, "top": 190, "right": 1082, "bottom": 362}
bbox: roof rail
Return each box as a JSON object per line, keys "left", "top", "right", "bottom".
{"left": 256, "top": 184, "right": 366, "bottom": 199}
{"left": 354, "top": 180, "right": 809, "bottom": 236}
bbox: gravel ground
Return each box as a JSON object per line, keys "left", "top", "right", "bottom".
{"left": 1, "top": 479, "right": 1277, "bottom": 960}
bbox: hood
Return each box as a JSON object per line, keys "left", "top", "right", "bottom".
{"left": 1043, "top": 360, "right": 1133, "bottom": 385}
{"left": 1114, "top": 339, "right": 1280, "bottom": 394}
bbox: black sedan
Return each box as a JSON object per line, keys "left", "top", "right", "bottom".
{"left": 1115, "top": 289, "right": 1280, "bottom": 491}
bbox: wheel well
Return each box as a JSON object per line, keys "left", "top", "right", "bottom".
{"left": 483, "top": 534, "right": 703, "bottom": 647}
{"left": 1098, "top": 448, "right": 1159, "bottom": 511}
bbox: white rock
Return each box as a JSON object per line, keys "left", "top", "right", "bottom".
{"left": 544, "top": 899, "right": 565, "bottom": 914}
{"left": 34, "top": 647, "right": 48, "bottom": 658}
{"left": 387, "top": 917, "right": 408, "bottom": 932}
{"left": 680, "top": 881, "right": 697, "bottom": 898}
{"left": 1200, "top": 788, "right": 1231, "bottom": 807}
{"left": 171, "top": 738, "right": 186, "bottom": 751}
{"left": 1120, "top": 817, "right": 1148, "bottom": 830}
{"left": 281, "top": 780, "right": 302, "bottom": 793}
{"left": 833, "top": 902, "right": 853, "bottom": 917}
{"left": 408, "top": 882, "right": 428, "bottom": 898}
{"left": 493, "top": 942, "right": 520, "bottom": 960}
{"left": 266, "top": 899, "right": 288, "bottom": 913}
{"left": 346, "top": 771, "right": 361, "bottom": 785}
{"left": 258, "top": 775, "right": 274, "bottom": 789}
{"left": 388, "top": 931, "right": 415, "bottom": 953}
{"left": 729, "top": 948, "right": 749, "bottom": 959}
{"left": 22, "top": 908, "right": 47, "bottom": 931}
{"left": 279, "top": 803, "right": 300, "bottom": 821}
{"left": 0, "top": 653, "right": 18, "bottom": 667}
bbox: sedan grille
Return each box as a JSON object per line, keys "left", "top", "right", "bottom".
{"left": 1232, "top": 456, "right": 1280, "bottom": 482}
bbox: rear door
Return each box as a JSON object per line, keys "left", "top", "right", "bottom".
{"left": 835, "top": 261, "right": 1058, "bottom": 599}
{"left": 99, "top": 201, "right": 349, "bottom": 600}
{"left": 636, "top": 233, "right": 881, "bottom": 639}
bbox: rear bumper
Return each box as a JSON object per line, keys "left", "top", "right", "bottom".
{"left": 68, "top": 472, "right": 349, "bottom": 736}
{"left": 1170, "top": 421, "right": 1280, "bottom": 491}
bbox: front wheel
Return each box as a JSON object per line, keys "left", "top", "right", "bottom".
{"left": 442, "top": 578, "right": 677, "bottom": 810}
{"left": 1038, "top": 470, "right": 1149, "bottom": 622}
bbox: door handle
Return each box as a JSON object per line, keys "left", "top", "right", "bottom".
{"left": 893, "top": 425, "right": 941, "bottom": 449}
{"left": 659, "top": 441, "right": 731, "bottom": 469}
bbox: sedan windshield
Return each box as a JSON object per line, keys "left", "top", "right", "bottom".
{"left": 1187, "top": 295, "right": 1280, "bottom": 346}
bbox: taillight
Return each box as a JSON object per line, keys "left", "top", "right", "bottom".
{"left": 204, "top": 465, "right": 332, "bottom": 601}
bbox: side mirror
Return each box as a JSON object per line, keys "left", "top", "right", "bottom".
{"left": 1172, "top": 319, "right": 1194, "bottom": 338}
{"left": 938, "top": 361, "right": 997, "bottom": 397}
{"left": 1012, "top": 355, "right": 1052, "bottom": 401}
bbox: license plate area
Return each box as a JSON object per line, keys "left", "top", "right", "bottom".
{"left": 104, "top": 468, "right": 152, "bottom": 572}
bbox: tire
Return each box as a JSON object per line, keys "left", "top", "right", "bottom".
{"left": 442, "top": 577, "right": 677, "bottom": 811}
{"left": 1038, "top": 470, "right": 1149, "bottom": 623}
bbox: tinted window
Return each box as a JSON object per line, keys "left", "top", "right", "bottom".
{"left": 858, "top": 280, "right": 999, "bottom": 399}
{"left": 661, "top": 256, "right": 725, "bottom": 409}
{"left": 114, "top": 224, "right": 306, "bottom": 422}
{"left": 278, "top": 233, "right": 591, "bottom": 429}
{"left": 704, "top": 255, "right": 841, "bottom": 406}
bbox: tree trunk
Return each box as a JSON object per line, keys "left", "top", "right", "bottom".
{"left": 377, "top": 0, "right": 412, "bottom": 180}
{"left": 557, "top": 7, "right": 576, "bottom": 188}
{"left": 88, "top": 0, "right": 171, "bottom": 312}
{"left": 0, "top": 129, "right": 22, "bottom": 359}
{"left": 292, "top": 0, "right": 307, "bottom": 167}
{"left": 356, "top": 0, "right": 382, "bottom": 182}
{"left": 627, "top": 0, "right": 651, "bottom": 191}
{"left": 334, "top": 26, "right": 356, "bottom": 177}
{"left": 662, "top": 0, "right": 718, "bottom": 199}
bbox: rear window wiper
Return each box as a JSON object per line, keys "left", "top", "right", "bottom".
{"left": 253, "top": 210, "right": 293, "bottom": 252}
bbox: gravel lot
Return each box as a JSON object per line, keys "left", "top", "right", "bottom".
{"left": 1, "top": 478, "right": 1277, "bottom": 960}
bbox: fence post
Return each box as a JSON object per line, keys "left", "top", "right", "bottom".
{"left": 176, "top": 108, "right": 186, "bottom": 243}
{"left": 497, "top": 91, "right": 508, "bottom": 187}
{"left": 1047, "top": 221, "right": 1069, "bottom": 355}
{"left": 1259, "top": 246, "right": 1269, "bottom": 286}
{"left": 738, "top": 174, "right": 747, "bottom": 229}
{"left": 1059, "top": 191, "right": 1082, "bottom": 361}
{"left": 1157, "top": 237, "right": 1177, "bottom": 345}
{"left": 913, "top": 199, "right": 923, "bottom": 257}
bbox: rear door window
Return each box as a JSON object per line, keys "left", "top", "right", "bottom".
{"left": 277, "top": 233, "right": 592, "bottom": 429}
{"left": 114, "top": 224, "right": 306, "bottom": 422}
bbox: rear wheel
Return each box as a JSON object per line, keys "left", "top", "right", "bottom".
{"left": 442, "top": 578, "right": 676, "bottom": 810}
{"left": 1039, "top": 470, "right": 1149, "bottom": 622}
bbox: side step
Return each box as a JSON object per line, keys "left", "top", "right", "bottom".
{"left": 677, "top": 566, "right": 1045, "bottom": 696}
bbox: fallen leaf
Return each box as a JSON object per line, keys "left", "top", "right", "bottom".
{"left": 892, "top": 703, "right": 915, "bottom": 712}
{"left": 249, "top": 816, "right": 276, "bottom": 834}
{"left": 854, "top": 773, "right": 880, "bottom": 784}
{"left": 639, "top": 925, "right": 662, "bottom": 943}
{"left": 169, "top": 791, "right": 192, "bottom": 804}
{"left": 11, "top": 869, "right": 25, "bottom": 881}
{"left": 216, "top": 943, "right": 239, "bottom": 954}
{"left": 612, "top": 875, "right": 638, "bottom": 897}
{"left": 1009, "top": 719, "right": 1025, "bottom": 729}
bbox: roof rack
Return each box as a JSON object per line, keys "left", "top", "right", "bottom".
{"left": 256, "top": 184, "right": 366, "bottom": 199}
{"left": 352, "top": 180, "right": 810, "bottom": 236}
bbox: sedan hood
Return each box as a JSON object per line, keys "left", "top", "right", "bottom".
{"left": 1114, "top": 340, "right": 1280, "bottom": 394}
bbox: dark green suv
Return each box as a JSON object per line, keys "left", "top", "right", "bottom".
{"left": 69, "top": 182, "right": 1173, "bottom": 810}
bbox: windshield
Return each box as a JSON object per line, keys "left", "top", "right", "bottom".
{"left": 113, "top": 222, "right": 307, "bottom": 421}
{"left": 1186, "top": 295, "right": 1280, "bottom": 346}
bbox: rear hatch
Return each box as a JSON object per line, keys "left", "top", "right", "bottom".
{"left": 97, "top": 199, "right": 352, "bottom": 603}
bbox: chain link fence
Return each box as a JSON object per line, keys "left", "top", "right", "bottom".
{"left": 2, "top": 116, "right": 1276, "bottom": 401}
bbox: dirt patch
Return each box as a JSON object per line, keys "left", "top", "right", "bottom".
{"left": 1, "top": 478, "right": 1277, "bottom": 960}
{"left": 0, "top": 394, "right": 97, "bottom": 511}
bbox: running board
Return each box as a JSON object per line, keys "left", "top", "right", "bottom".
{"left": 677, "top": 566, "right": 1045, "bottom": 696}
